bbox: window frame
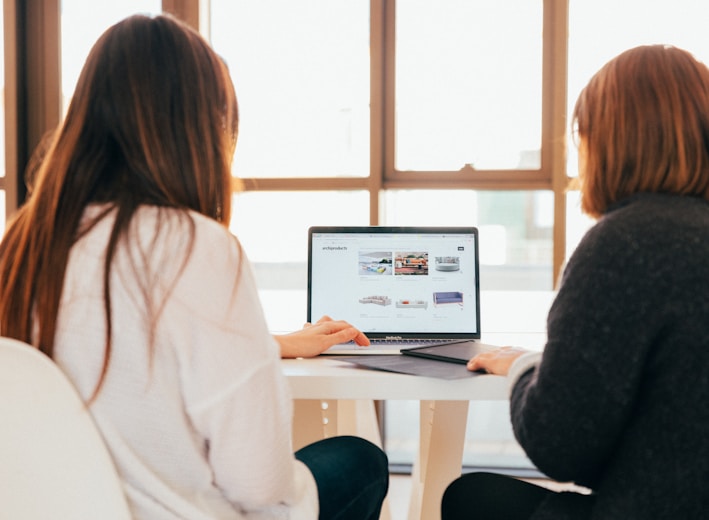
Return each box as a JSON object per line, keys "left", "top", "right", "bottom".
{"left": 3, "top": 0, "right": 571, "bottom": 286}
{"left": 2, "top": 0, "right": 62, "bottom": 215}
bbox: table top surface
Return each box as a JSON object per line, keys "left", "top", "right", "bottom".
{"left": 282, "top": 356, "right": 509, "bottom": 401}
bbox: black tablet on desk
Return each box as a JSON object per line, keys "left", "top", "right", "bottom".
{"left": 400, "top": 340, "right": 491, "bottom": 365}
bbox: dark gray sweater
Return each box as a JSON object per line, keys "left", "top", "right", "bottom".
{"left": 511, "top": 193, "right": 709, "bottom": 519}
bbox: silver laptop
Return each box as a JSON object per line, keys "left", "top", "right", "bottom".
{"left": 307, "top": 226, "right": 483, "bottom": 354}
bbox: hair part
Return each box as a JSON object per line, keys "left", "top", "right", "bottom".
{"left": 573, "top": 44, "right": 709, "bottom": 218}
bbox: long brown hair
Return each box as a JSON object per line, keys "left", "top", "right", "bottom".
{"left": 0, "top": 14, "right": 238, "bottom": 395}
{"left": 573, "top": 44, "right": 709, "bottom": 218}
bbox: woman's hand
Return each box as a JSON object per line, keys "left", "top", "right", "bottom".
{"left": 466, "top": 346, "right": 529, "bottom": 376}
{"left": 274, "top": 315, "right": 370, "bottom": 358}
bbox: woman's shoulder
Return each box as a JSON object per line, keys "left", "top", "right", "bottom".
{"left": 132, "top": 206, "right": 239, "bottom": 251}
{"left": 125, "top": 206, "right": 245, "bottom": 284}
{"left": 134, "top": 205, "right": 231, "bottom": 233}
{"left": 586, "top": 193, "right": 709, "bottom": 245}
{"left": 603, "top": 192, "right": 709, "bottom": 226}
{"left": 569, "top": 193, "right": 709, "bottom": 281}
{"left": 131, "top": 207, "right": 254, "bottom": 314}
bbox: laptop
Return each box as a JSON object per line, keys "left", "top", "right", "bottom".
{"left": 307, "top": 226, "right": 488, "bottom": 355}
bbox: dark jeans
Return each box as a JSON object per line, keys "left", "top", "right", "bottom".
{"left": 441, "top": 472, "right": 553, "bottom": 520}
{"left": 295, "top": 435, "right": 389, "bottom": 520}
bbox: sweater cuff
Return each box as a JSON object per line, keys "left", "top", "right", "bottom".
{"left": 507, "top": 351, "right": 542, "bottom": 397}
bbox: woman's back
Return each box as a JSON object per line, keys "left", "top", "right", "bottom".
{"left": 516, "top": 192, "right": 709, "bottom": 518}
{"left": 53, "top": 205, "right": 316, "bottom": 519}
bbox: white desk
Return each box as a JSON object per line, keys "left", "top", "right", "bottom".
{"left": 282, "top": 356, "right": 510, "bottom": 520}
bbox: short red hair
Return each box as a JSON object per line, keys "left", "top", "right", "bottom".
{"left": 573, "top": 45, "right": 709, "bottom": 218}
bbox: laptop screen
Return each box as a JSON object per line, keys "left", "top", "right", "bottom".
{"left": 307, "top": 226, "right": 481, "bottom": 340}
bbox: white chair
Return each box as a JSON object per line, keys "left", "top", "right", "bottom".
{"left": 0, "top": 336, "right": 132, "bottom": 519}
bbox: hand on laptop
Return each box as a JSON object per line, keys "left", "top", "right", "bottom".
{"left": 466, "top": 346, "right": 529, "bottom": 375}
{"left": 275, "top": 315, "right": 370, "bottom": 358}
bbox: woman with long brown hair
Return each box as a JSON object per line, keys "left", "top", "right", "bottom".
{"left": 0, "top": 14, "right": 386, "bottom": 519}
{"left": 442, "top": 44, "right": 709, "bottom": 519}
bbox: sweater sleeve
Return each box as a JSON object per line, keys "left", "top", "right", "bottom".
{"left": 509, "top": 216, "right": 669, "bottom": 487}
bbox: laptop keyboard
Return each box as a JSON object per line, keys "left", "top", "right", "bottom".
{"left": 369, "top": 338, "right": 459, "bottom": 345}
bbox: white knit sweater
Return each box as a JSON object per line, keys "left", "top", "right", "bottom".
{"left": 53, "top": 205, "right": 318, "bottom": 519}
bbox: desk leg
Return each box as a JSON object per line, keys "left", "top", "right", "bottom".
{"left": 292, "top": 400, "right": 327, "bottom": 451}
{"left": 408, "top": 400, "right": 469, "bottom": 520}
{"left": 292, "top": 400, "right": 383, "bottom": 448}
{"left": 334, "top": 400, "right": 382, "bottom": 445}
{"left": 292, "top": 400, "right": 391, "bottom": 520}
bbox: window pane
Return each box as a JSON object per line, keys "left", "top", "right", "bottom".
{"left": 395, "top": 1, "right": 543, "bottom": 171}
{"left": 210, "top": 0, "right": 370, "bottom": 178}
{"left": 565, "top": 0, "right": 709, "bottom": 266}
{"left": 382, "top": 190, "right": 553, "bottom": 291}
{"left": 567, "top": 0, "right": 709, "bottom": 177}
{"left": 230, "top": 191, "right": 369, "bottom": 331}
{"left": 61, "top": 0, "right": 161, "bottom": 112}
